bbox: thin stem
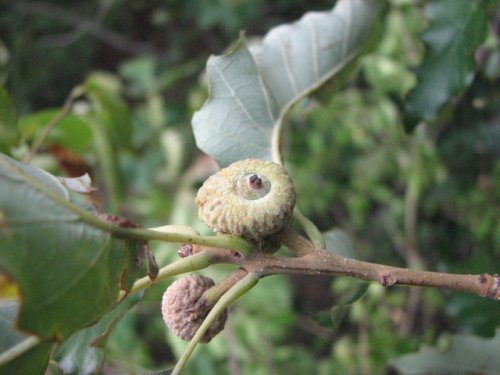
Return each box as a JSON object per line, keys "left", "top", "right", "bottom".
{"left": 22, "top": 86, "right": 84, "bottom": 164}
{"left": 172, "top": 273, "right": 259, "bottom": 375}
{"left": 271, "top": 117, "right": 284, "bottom": 165}
{"left": 293, "top": 208, "right": 326, "bottom": 249}
{"left": 202, "top": 268, "right": 248, "bottom": 307}
{"left": 0, "top": 336, "right": 42, "bottom": 366}
{"left": 0, "top": 156, "right": 254, "bottom": 256}
{"left": 128, "top": 252, "right": 215, "bottom": 295}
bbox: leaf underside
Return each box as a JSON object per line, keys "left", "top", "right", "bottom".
{"left": 192, "top": 0, "right": 383, "bottom": 167}
{"left": 0, "top": 154, "right": 141, "bottom": 344}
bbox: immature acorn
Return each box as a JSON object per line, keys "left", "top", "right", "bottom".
{"left": 161, "top": 274, "right": 227, "bottom": 343}
{"left": 196, "top": 159, "right": 296, "bottom": 241}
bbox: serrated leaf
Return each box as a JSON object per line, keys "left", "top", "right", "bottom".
{"left": 404, "top": 0, "right": 488, "bottom": 131}
{"left": 0, "top": 154, "right": 141, "bottom": 343}
{"left": 390, "top": 329, "right": 500, "bottom": 375}
{"left": 0, "top": 300, "right": 54, "bottom": 375}
{"left": 54, "top": 293, "right": 142, "bottom": 375}
{"left": 192, "top": 0, "right": 384, "bottom": 166}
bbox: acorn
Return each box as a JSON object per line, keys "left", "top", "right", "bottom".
{"left": 161, "top": 274, "right": 227, "bottom": 343}
{"left": 195, "top": 159, "right": 296, "bottom": 241}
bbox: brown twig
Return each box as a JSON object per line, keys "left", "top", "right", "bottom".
{"left": 198, "top": 235, "right": 500, "bottom": 301}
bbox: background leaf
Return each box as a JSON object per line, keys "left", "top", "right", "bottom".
{"left": 18, "top": 110, "right": 93, "bottom": 154}
{"left": 404, "top": 0, "right": 488, "bottom": 131}
{"left": 0, "top": 155, "right": 141, "bottom": 342}
{"left": 0, "top": 300, "right": 54, "bottom": 375}
{"left": 0, "top": 86, "right": 18, "bottom": 154}
{"left": 390, "top": 329, "right": 500, "bottom": 375}
{"left": 84, "top": 73, "right": 133, "bottom": 151}
{"left": 323, "top": 228, "right": 356, "bottom": 258}
{"left": 54, "top": 293, "right": 142, "bottom": 375}
{"left": 192, "top": 0, "right": 384, "bottom": 166}
{"left": 83, "top": 72, "right": 134, "bottom": 210}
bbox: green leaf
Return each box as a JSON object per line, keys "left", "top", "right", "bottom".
{"left": 0, "top": 301, "right": 54, "bottom": 375}
{"left": 192, "top": 0, "right": 384, "bottom": 166}
{"left": 18, "top": 109, "right": 93, "bottom": 153}
{"left": 0, "top": 86, "right": 18, "bottom": 154}
{"left": 390, "top": 329, "right": 500, "bottom": 375}
{"left": 0, "top": 154, "right": 141, "bottom": 341}
{"left": 83, "top": 73, "right": 133, "bottom": 209}
{"left": 324, "top": 228, "right": 355, "bottom": 258}
{"left": 119, "top": 57, "right": 159, "bottom": 96}
{"left": 84, "top": 73, "right": 133, "bottom": 150}
{"left": 54, "top": 293, "right": 142, "bottom": 375}
{"left": 404, "top": 0, "right": 488, "bottom": 131}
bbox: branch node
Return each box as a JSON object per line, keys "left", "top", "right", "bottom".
{"left": 477, "top": 274, "right": 488, "bottom": 284}
{"left": 379, "top": 271, "right": 397, "bottom": 286}
{"left": 178, "top": 244, "right": 196, "bottom": 258}
{"left": 485, "top": 274, "right": 500, "bottom": 300}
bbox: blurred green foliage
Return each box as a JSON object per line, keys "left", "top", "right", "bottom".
{"left": 0, "top": 0, "right": 498, "bottom": 374}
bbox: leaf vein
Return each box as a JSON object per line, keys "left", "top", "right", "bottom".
{"left": 277, "top": 36, "right": 299, "bottom": 95}
{"left": 212, "top": 62, "right": 270, "bottom": 137}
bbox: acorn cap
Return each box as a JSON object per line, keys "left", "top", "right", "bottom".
{"left": 161, "top": 274, "right": 227, "bottom": 343}
{"left": 195, "top": 159, "right": 296, "bottom": 241}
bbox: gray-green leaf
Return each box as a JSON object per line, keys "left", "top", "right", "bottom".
{"left": 390, "top": 329, "right": 500, "bottom": 375}
{"left": 0, "top": 154, "right": 141, "bottom": 341}
{"left": 192, "top": 0, "right": 384, "bottom": 167}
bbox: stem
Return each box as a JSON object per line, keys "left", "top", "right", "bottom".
{"left": 128, "top": 252, "right": 215, "bottom": 295}
{"left": 0, "top": 336, "right": 42, "bottom": 366}
{"left": 293, "top": 208, "right": 326, "bottom": 249}
{"left": 196, "top": 231, "right": 499, "bottom": 300}
{"left": 0, "top": 156, "right": 254, "bottom": 256}
{"left": 271, "top": 116, "right": 284, "bottom": 165}
{"left": 252, "top": 252, "right": 500, "bottom": 300}
{"left": 202, "top": 268, "right": 248, "bottom": 307}
{"left": 22, "top": 86, "right": 84, "bottom": 164}
{"left": 276, "top": 225, "right": 316, "bottom": 256}
{"left": 172, "top": 273, "right": 259, "bottom": 375}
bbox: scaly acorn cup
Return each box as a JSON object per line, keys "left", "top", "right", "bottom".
{"left": 196, "top": 159, "right": 296, "bottom": 241}
{"left": 162, "top": 274, "right": 227, "bottom": 343}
